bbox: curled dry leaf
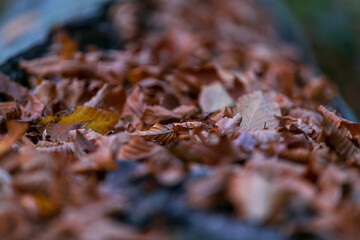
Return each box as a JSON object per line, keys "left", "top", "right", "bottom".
{"left": 172, "top": 121, "right": 205, "bottom": 134}
{"left": 199, "top": 82, "right": 234, "bottom": 112}
{"left": 2, "top": 0, "right": 360, "bottom": 238}
{"left": 0, "top": 121, "right": 28, "bottom": 157}
{"left": 0, "top": 72, "right": 29, "bottom": 104}
{"left": 23, "top": 96, "right": 44, "bottom": 121}
{"left": 43, "top": 122, "right": 88, "bottom": 143}
{"left": 276, "top": 115, "right": 317, "bottom": 138}
{"left": 117, "top": 136, "right": 159, "bottom": 160}
{"left": 318, "top": 105, "right": 360, "bottom": 140}
{"left": 0, "top": 102, "right": 22, "bottom": 124}
{"left": 215, "top": 113, "right": 242, "bottom": 135}
{"left": 237, "top": 91, "right": 281, "bottom": 129}
{"left": 141, "top": 104, "right": 198, "bottom": 126}
{"left": 84, "top": 84, "right": 126, "bottom": 114}
{"left": 322, "top": 122, "right": 360, "bottom": 159}
{"left": 134, "top": 123, "right": 178, "bottom": 145}
{"left": 35, "top": 141, "right": 75, "bottom": 154}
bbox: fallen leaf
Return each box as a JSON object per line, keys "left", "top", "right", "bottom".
{"left": 227, "top": 169, "right": 291, "bottom": 223}
{"left": 199, "top": 82, "right": 234, "bottom": 112}
{"left": 237, "top": 91, "right": 281, "bottom": 129}
{"left": 0, "top": 72, "right": 28, "bottom": 104}
{"left": 0, "top": 121, "right": 28, "bottom": 157}
{"left": 56, "top": 106, "right": 121, "bottom": 135}
{"left": 318, "top": 105, "right": 360, "bottom": 139}
{"left": 134, "top": 123, "right": 179, "bottom": 145}
{"left": 215, "top": 113, "right": 242, "bottom": 135}
{"left": 0, "top": 102, "right": 22, "bottom": 124}
{"left": 322, "top": 122, "right": 360, "bottom": 159}
{"left": 141, "top": 104, "right": 198, "bottom": 126}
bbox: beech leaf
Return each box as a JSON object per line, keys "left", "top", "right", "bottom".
{"left": 51, "top": 106, "right": 121, "bottom": 135}
{"left": 134, "top": 123, "right": 179, "bottom": 145}
{"left": 236, "top": 91, "right": 281, "bottom": 129}
{"left": 199, "top": 82, "right": 234, "bottom": 112}
{"left": 215, "top": 113, "right": 242, "bottom": 135}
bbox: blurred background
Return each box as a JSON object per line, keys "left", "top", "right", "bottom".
{"left": 0, "top": 0, "right": 359, "bottom": 117}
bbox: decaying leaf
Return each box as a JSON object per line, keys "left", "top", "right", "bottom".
{"left": 141, "top": 104, "right": 198, "bottom": 126}
{"left": 199, "top": 82, "right": 234, "bottom": 112}
{"left": 237, "top": 91, "right": 281, "bottom": 129}
{"left": 0, "top": 121, "right": 28, "bottom": 157}
{"left": 228, "top": 169, "right": 291, "bottom": 223}
{"left": 318, "top": 105, "right": 360, "bottom": 140}
{"left": 0, "top": 102, "right": 22, "bottom": 124}
{"left": 215, "top": 113, "right": 242, "bottom": 135}
{"left": 1, "top": 0, "right": 360, "bottom": 239}
{"left": 134, "top": 123, "right": 178, "bottom": 145}
{"left": 322, "top": 122, "right": 360, "bottom": 159}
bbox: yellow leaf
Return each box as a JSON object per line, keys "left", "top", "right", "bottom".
{"left": 56, "top": 106, "right": 121, "bottom": 135}
{"left": 236, "top": 91, "right": 280, "bottom": 129}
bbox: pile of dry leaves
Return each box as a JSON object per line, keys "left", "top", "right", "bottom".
{"left": 0, "top": 0, "right": 359, "bottom": 239}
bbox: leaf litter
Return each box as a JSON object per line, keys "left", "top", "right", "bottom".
{"left": 0, "top": 0, "right": 359, "bottom": 239}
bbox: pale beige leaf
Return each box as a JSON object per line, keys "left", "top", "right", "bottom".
{"left": 236, "top": 91, "right": 280, "bottom": 129}
{"left": 199, "top": 82, "right": 234, "bottom": 112}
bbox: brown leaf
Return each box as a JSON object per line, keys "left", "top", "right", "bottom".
{"left": 235, "top": 127, "right": 281, "bottom": 144}
{"left": 141, "top": 104, "right": 198, "bottom": 126}
{"left": 20, "top": 53, "right": 127, "bottom": 84}
{"left": 117, "top": 136, "right": 159, "bottom": 160}
{"left": 134, "top": 123, "right": 179, "bottom": 145}
{"left": 23, "top": 96, "right": 44, "bottom": 121}
{"left": 43, "top": 122, "right": 89, "bottom": 143}
{"left": 0, "top": 72, "right": 28, "bottom": 104}
{"left": 35, "top": 141, "right": 75, "bottom": 154}
{"left": 84, "top": 84, "right": 126, "bottom": 114}
{"left": 72, "top": 135, "right": 116, "bottom": 173}
{"left": 171, "top": 121, "right": 205, "bottom": 133}
{"left": 227, "top": 169, "right": 291, "bottom": 223}
{"left": 276, "top": 115, "right": 317, "bottom": 138}
{"left": 322, "top": 122, "right": 360, "bottom": 159}
{"left": 237, "top": 91, "right": 281, "bottom": 129}
{"left": 215, "top": 113, "right": 242, "bottom": 135}
{"left": 0, "top": 102, "right": 22, "bottom": 124}
{"left": 318, "top": 105, "right": 360, "bottom": 139}
{"left": 199, "top": 82, "right": 234, "bottom": 112}
{"left": 0, "top": 121, "right": 28, "bottom": 157}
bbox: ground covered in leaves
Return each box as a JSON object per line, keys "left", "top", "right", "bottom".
{"left": 0, "top": 0, "right": 360, "bottom": 239}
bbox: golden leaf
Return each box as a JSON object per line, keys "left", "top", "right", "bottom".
{"left": 134, "top": 123, "right": 178, "bottom": 145}
{"left": 236, "top": 91, "right": 280, "bottom": 129}
{"left": 41, "top": 106, "right": 121, "bottom": 135}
